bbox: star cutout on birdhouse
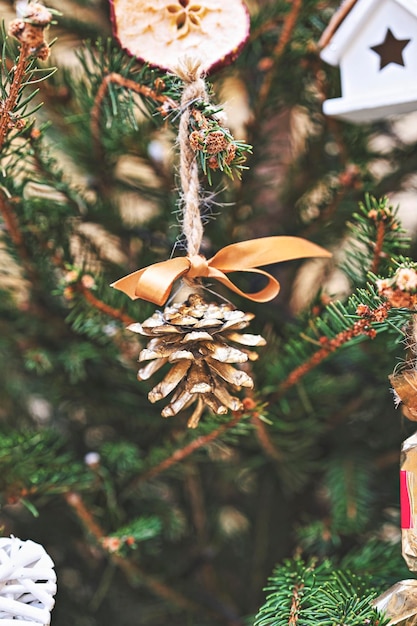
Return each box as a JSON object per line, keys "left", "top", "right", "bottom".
{"left": 370, "top": 28, "right": 411, "bottom": 70}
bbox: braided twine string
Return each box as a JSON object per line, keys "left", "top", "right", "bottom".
{"left": 176, "top": 59, "right": 208, "bottom": 259}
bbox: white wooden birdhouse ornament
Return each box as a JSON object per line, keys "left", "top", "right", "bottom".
{"left": 319, "top": 0, "right": 417, "bottom": 123}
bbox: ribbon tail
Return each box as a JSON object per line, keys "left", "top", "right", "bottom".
{"left": 210, "top": 236, "right": 331, "bottom": 271}
{"left": 208, "top": 267, "right": 281, "bottom": 303}
{"left": 111, "top": 269, "right": 148, "bottom": 300}
{"left": 111, "top": 257, "right": 191, "bottom": 305}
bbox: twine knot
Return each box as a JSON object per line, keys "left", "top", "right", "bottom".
{"left": 186, "top": 254, "right": 210, "bottom": 279}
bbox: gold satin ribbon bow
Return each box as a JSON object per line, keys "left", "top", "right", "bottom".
{"left": 111, "top": 236, "right": 331, "bottom": 306}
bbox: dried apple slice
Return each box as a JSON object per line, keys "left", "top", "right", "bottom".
{"left": 110, "top": 0, "right": 250, "bottom": 74}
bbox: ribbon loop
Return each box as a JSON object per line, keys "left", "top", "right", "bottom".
{"left": 111, "top": 236, "right": 331, "bottom": 306}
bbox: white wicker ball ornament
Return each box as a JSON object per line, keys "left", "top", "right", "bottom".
{"left": 0, "top": 537, "right": 56, "bottom": 625}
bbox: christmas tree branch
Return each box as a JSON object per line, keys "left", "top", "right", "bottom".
{"left": 251, "top": 414, "right": 283, "bottom": 461}
{"left": 341, "top": 195, "right": 407, "bottom": 285}
{"left": 258, "top": 0, "right": 303, "bottom": 108}
{"left": 0, "top": 189, "right": 36, "bottom": 280}
{"left": 289, "top": 582, "right": 304, "bottom": 626}
{"left": 64, "top": 491, "right": 200, "bottom": 614}
{"left": 65, "top": 491, "right": 244, "bottom": 624}
{"left": 370, "top": 220, "right": 387, "bottom": 275}
{"left": 123, "top": 409, "right": 245, "bottom": 495}
{"left": 312, "top": 54, "right": 350, "bottom": 167}
{"left": 0, "top": 190, "right": 26, "bottom": 258}
{"left": 301, "top": 165, "right": 360, "bottom": 238}
{"left": 90, "top": 72, "right": 176, "bottom": 158}
{"left": 272, "top": 0, "right": 303, "bottom": 59}
{"left": 267, "top": 198, "right": 407, "bottom": 404}
{"left": 272, "top": 303, "right": 390, "bottom": 397}
{"left": 1, "top": 5, "right": 54, "bottom": 152}
{"left": 0, "top": 43, "right": 31, "bottom": 152}
{"left": 77, "top": 282, "right": 135, "bottom": 326}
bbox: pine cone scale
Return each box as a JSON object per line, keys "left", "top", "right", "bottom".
{"left": 138, "top": 358, "right": 169, "bottom": 381}
{"left": 148, "top": 360, "right": 192, "bottom": 402}
{"left": 207, "top": 358, "right": 254, "bottom": 388}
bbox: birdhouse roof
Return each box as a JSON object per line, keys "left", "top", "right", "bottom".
{"left": 319, "top": 0, "right": 417, "bottom": 65}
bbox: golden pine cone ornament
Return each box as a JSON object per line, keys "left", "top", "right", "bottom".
{"left": 128, "top": 294, "right": 266, "bottom": 428}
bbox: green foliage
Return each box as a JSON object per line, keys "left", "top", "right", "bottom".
{"left": 1, "top": 1, "right": 417, "bottom": 625}
{"left": 324, "top": 453, "right": 373, "bottom": 534}
{"left": 253, "top": 559, "right": 388, "bottom": 626}
{"left": 341, "top": 194, "right": 410, "bottom": 286}
{"left": 0, "top": 429, "right": 91, "bottom": 507}
{"left": 0, "top": 24, "right": 56, "bottom": 156}
{"left": 340, "top": 538, "right": 414, "bottom": 589}
{"left": 99, "top": 440, "right": 144, "bottom": 477}
{"left": 264, "top": 285, "right": 387, "bottom": 391}
{"left": 111, "top": 516, "right": 162, "bottom": 546}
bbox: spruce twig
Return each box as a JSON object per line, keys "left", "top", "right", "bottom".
{"left": 251, "top": 414, "right": 283, "bottom": 461}
{"left": 64, "top": 491, "right": 200, "bottom": 614}
{"left": 342, "top": 195, "right": 408, "bottom": 285}
{"left": 0, "top": 42, "right": 31, "bottom": 152}
{"left": 271, "top": 302, "right": 391, "bottom": 397}
{"left": 123, "top": 409, "right": 245, "bottom": 495}
{"left": 90, "top": 72, "right": 176, "bottom": 159}
{"left": 77, "top": 282, "right": 135, "bottom": 326}
{"left": 0, "top": 188, "right": 36, "bottom": 280}
{"left": 257, "top": 0, "right": 303, "bottom": 109}
{"left": 289, "top": 583, "right": 304, "bottom": 626}
{"left": 65, "top": 491, "right": 244, "bottom": 625}
{"left": 1, "top": 4, "right": 54, "bottom": 151}
{"left": 371, "top": 219, "right": 387, "bottom": 275}
{"left": 301, "top": 165, "right": 360, "bottom": 238}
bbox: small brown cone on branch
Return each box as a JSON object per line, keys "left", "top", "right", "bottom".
{"left": 128, "top": 294, "right": 266, "bottom": 428}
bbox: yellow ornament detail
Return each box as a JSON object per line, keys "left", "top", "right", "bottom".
{"left": 166, "top": 2, "right": 210, "bottom": 39}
